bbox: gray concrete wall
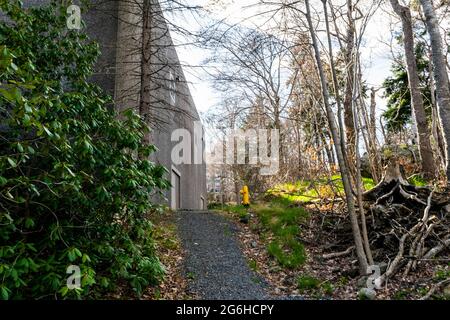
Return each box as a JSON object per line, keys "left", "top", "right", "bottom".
{"left": 145, "top": 0, "right": 207, "bottom": 210}
{"left": 21, "top": 0, "right": 119, "bottom": 96}
{"left": 12, "top": 0, "right": 207, "bottom": 210}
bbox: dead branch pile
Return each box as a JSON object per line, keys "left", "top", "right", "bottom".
{"left": 320, "top": 162, "right": 450, "bottom": 282}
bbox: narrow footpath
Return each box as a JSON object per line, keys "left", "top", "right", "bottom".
{"left": 177, "top": 211, "right": 269, "bottom": 300}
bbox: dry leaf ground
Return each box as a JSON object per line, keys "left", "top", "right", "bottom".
{"left": 215, "top": 204, "right": 449, "bottom": 300}
{"left": 144, "top": 211, "right": 196, "bottom": 300}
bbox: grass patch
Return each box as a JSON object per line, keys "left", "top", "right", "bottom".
{"left": 297, "top": 275, "right": 321, "bottom": 292}
{"left": 211, "top": 192, "right": 310, "bottom": 270}
{"left": 267, "top": 175, "right": 375, "bottom": 204}
{"left": 297, "top": 274, "right": 334, "bottom": 296}
{"left": 408, "top": 174, "right": 428, "bottom": 187}
{"left": 209, "top": 203, "right": 248, "bottom": 216}
{"left": 253, "top": 199, "right": 308, "bottom": 269}
{"left": 267, "top": 239, "right": 306, "bottom": 269}
{"left": 248, "top": 259, "right": 258, "bottom": 272}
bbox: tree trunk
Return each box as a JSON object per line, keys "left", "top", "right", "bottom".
{"left": 343, "top": 0, "right": 356, "bottom": 171}
{"left": 370, "top": 88, "right": 377, "bottom": 142}
{"left": 352, "top": 54, "right": 374, "bottom": 265}
{"left": 139, "top": 0, "right": 152, "bottom": 150}
{"left": 363, "top": 87, "right": 381, "bottom": 182}
{"left": 419, "top": 0, "right": 450, "bottom": 182}
{"left": 429, "top": 54, "right": 446, "bottom": 171}
{"left": 305, "top": 0, "right": 368, "bottom": 275}
{"left": 390, "top": 0, "right": 436, "bottom": 179}
{"left": 322, "top": 0, "right": 348, "bottom": 172}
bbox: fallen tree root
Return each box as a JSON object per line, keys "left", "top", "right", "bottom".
{"left": 323, "top": 161, "right": 450, "bottom": 290}
{"left": 423, "top": 238, "right": 450, "bottom": 259}
{"left": 420, "top": 279, "right": 450, "bottom": 300}
{"left": 322, "top": 246, "right": 355, "bottom": 259}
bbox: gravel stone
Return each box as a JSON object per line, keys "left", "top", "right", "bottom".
{"left": 177, "top": 211, "right": 269, "bottom": 300}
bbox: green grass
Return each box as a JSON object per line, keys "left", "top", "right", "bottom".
{"left": 362, "top": 177, "right": 376, "bottom": 190}
{"left": 248, "top": 259, "right": 258, "bottom": 272}
{"left": 297, "top": 274, "right": 334, "bottom": 296}
{"left": 251, "top": 175, "right": 377, "bottom": 270}
{"left": 209, "top": 203, "right": 248, "bottom": 216}
{"left": 267, "top": 175, "right": 375, "bottom": 204}
{"left": 213, "top": 195, "right": 308, "bottom": 269}
{"left": 211, "top": 176, "right": 378, "bottom": 271}
{"left": 433, "top": 264, "right": 450, "bottom": 281}
{"left": 408, "top": 174, "right": 428, "bottom": 187}
{"left": 252, "top": 198, "right": 308, "bottom": 269}
{"left": 267, "top": 239, "right": 306, "bottom": 269}
{"left": 297, "top": 275, "right": 321, "bottom": 292}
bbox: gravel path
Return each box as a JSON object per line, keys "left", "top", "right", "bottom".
{"left": 177, "top": 211, "right": 269, "bottom": 300}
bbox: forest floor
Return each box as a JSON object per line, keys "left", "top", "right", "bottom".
{"left": 144, "top": 211, "right": 194, "bottom": 300}
{"left": 210, "top": 178, "right": 450, "bottom": 300}
{"left": 144, "top": 177, "right": 449, "bottom": 300}
{"left": 227, "top": 205, "right": 449, "bottom": 300}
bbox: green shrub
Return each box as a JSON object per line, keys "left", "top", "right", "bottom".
{"left": 0, "top": 1, "right": 168, "bottom": 299}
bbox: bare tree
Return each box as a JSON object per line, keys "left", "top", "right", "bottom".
{"left": 389, "top": 0, "right": 436, "bottom": 179}
{"left": 419, "top": 0, "right": 450, "bottom": 181}
{"left": 343, "top": 0, "right": 357, "bottom": 171}
{"left": 203, "top": 26, "right": 296, "bottom": 171}
{"left": 304, "top": 0, "right": 368, "bottom": 275}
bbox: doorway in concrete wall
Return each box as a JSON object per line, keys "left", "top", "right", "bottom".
{"left": 171, "top": 168, "right": 181, "bottom": 210}
{"left": 200, "top": 196, "right": 205, "bottom": 210}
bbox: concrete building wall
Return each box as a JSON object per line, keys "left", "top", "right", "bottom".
{"left": 15, "top": 0, "right": 207, "bottom": 210}
{"left": 145, "top": 0, "right": 207, "bottom": 210}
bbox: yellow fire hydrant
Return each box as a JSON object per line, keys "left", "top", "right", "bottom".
{"left": 240, "top": 185, "right": 250, "bottom": 207}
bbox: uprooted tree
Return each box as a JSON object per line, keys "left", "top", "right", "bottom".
{"left": 363, "top": 161, "right": 449, "bottom": 284}
{"left": 321, "top": 159, "right": 450, "bottom": 289}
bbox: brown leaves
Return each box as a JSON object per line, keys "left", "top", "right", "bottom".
{"left": 143, "top": 212, "right": 196, "bottom": 300}
{"left": 231, "top": 201, "right": 449, "bottom": 299}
